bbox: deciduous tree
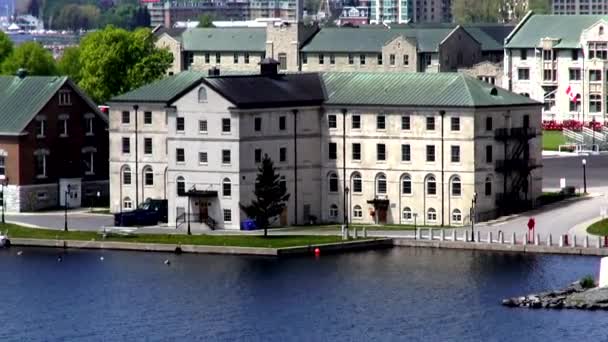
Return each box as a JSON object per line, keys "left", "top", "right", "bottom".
{"left": 1, "top": 41, "right": 57, "bottom": 76}
{"left": 0, "top": 31, "right": 13, "bottom": 65}
{"left": 58, "top": 46, "right": 81, "bottom": 83}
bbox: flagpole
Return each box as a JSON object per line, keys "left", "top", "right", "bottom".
{"left": 582, "top": 43, "right": 586, "bottom": 124}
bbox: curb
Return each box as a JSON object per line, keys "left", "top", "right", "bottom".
{"left": 569, "top": 216, "right": 606, "bottom": 236}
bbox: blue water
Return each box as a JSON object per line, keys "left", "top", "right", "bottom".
{"left": 0, "top": 247, "right": 605, "bottom": 341}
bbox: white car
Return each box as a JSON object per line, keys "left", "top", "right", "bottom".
{"left": 0, "top": 234, "right": 9, "bottom": 247}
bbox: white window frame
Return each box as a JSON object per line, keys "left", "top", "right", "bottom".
{"left": 199, "top": 151, "right": 208, "bottom": 165}
{"left": 223, "top": 209, "right": 232, "bottom": 223}
{"left": 353, "top": 205, "right": 363, "bottom": 219}
{"left": 58, "top": 90, "right": 71, "bottom": 106}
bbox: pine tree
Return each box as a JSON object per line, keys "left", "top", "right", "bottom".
{"left": 240, "top": 155, "right": 290, "bottom": 237}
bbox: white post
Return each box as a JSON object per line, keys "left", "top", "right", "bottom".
{"left": 598, "top": 236, "right": 603, "bottom": 249}
{"left": 341, "top": 224, "right": 345, "bottom": 239}
{"left": 428, "top": 228, "right": 433, "bottom": 240}
{"left": 416, "top": 228, "right": 421, "bottom": 240}
{"left": 476, "top": 231, "right": 480, "bottom": 243}
{"left": 548, "top": 234, "right": 552, "bottom": 247}
{"left": 523, "top": 234, "right": 527, "bottom": 246}
{"left": 488, "top": 231, "right": 492, "bottom": 244}
{"left": 452, "top": 229, "right": 456, "bottom": 242}
{"left": 353, "top": 228, "right": 358, "bottom": 239}
{"left": 559, "top": 235, "right": 564, "bottom": 247}
{"left": 511, "top": 232, "right": 516, "bottom": 245}
{"left": 584, "top": 235, "right": 589, "bottom": 248}
{"left": 600, "top": 257, "right": 608, "bottom": 287}
{"left": 363, "top": 228, "right": 367, "bottom": 238}
{"left": 441, "top": 229, "right": 445, "bottom": 241}
{"left": 535, "top": 234, "right": 540, "bottom": 246}
{"left": 573, "top": 235, "right": 577, "bottom": 248}
{"left": 499, "top": 231, "right": 504, "bottom": 244}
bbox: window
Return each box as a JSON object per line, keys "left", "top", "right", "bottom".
{"left": 543, "top": 69, "right": 556, "bottom": 81}
{"left": 590, "top": 94, "right": 602, "bottom": 113}
{"left": 329, "top": 173, "right": 338, "bottom": 192}
{"left": 198, "top": 88, "right": 207, "bottom": 103}
{"left": 486, "top": 145, "right": 493, "bottom": 163}
{"left": 222, "top": 118, "right": 231, "bottom": 133}
{"left": 486, "top": 117, "right": 493, "bottom": 131}
{"left": 123, "top": 197, "right": 132, "bottom": 210}
{"left": 253, "top": 117, "right": 262, "bottom": 131}
{"left": 376, "top": 115, "right": 386, "bottom": 130}
{"left": 360, "top": 54, "right": 366, "bottom": 65}
{"left": 451, "top": 145, "right": 460, "bottom": 163}
{"left": 223, "top": 178, "right": 231, "bottom": 197}
{"left": 401, "top": 115, "right": 410, "bottom": 130}
{"left": 122, "top": 166, "right": 131, "bottom": 185}
{"left": 84, "top": 150, "right": 95, "bottom": 175}
{"left": 223, "top": 209, "right": 232, "bottom": 222}
{"left": 35, "top": 154, "right": 46, "bottom": 177}
{"left": 451, "top": 117, "right": 460, "bottom": 131}
{"left": 215, "top": 52, "right": 221, "bottom": 63}
{"left": 572, "top": 49, "right": 579, "bottom": 61}
{"left": 176, "top": 117, "right": 184, "bottom": 132}
{"left": 122, "top": 137, "right": 130, "bottom": 154}
{"left": 402, "top": 207, "right": 412, "bottom": 221}
{"left": 329, "top": 54, "right": 335, "bottom": 64}
{"left": 279, "top": 116, "right": 286, "bottom": 130}
{"left": 590, "top": 69, "right": 602, "bottom": 82}
{"left": 426, "top": 117, "right": 435, "bottom": 130}
{"left": 401, "top": 144, "right": 411, "bottom": 162}
{"left": 352, "top": 173, "right": 362, "bottom": 193}
{"left": 319, "top": 53, "right": 324, "bottom": 64}
{"left": 348, "top": 54, "right": 354, "bottom": 64}
{"left": 517, "top": 68, "right": 530, "bottom": 80}
{"left": 353, "top": 205, "right": 363, "bottom": 219}
{"left": 376, "top": 144, "right": 386, "bottom": 161}
{"left": 176, "top": 148, "right": 185, "bottom": 163}
{"left": 485, "top": 176, "right": 492, "bottom": 196}
{"left": 0, "top": 156, "right": 5, "bottom": 178}
{"left": 569, "top": 68, "right": 581, "bottom": 81}
{"left": 329, "top": 204, "right": 338, "bottom": 218}
{"left": 452, "top": 209, "right": 462, "bottom": 222}
{"left": 222, "top": 149, "right": 231, "bottom": 164}
{"left": 328, "top": 114, "right": 337, "bottom": 129}
{"left": 254, "top": 149, "right": 262, "bottom": 163}
{"left": 377, "top": 53, "right": 383, "bottom": 65}
{"left": 426, "top": 145, "right": 435, "bottom": 162}
{"left": 144, "top": 138, "right": 153, "bottom": 155}
{"left": 59, "top": 118, "right": 68, "bottom": 136}
{"left": 520, "top": 49, "right": 527, "bottom": 60}
{"left": 328, "top": 143, "right": 337, "bottom": 160}
{"left": 199, "top": 152, "right": 208, "bottom": 164}
{"left": 279, "top": 147, "right": 287, "bottom": 162}
{"left": 176, "top": 176, "right": 185, "bottom": 195}
{"left": 401, "top": 175, "right": 412, "bottom": 194}
{"left": 451, "top": 176, "right": 461, "bottom": 196}
{"left": 389, "top": 54, "right": 395, "bottom": 65}
{"left": 570, "top": 94, "right": 582, "bottom": 112}
{"left": 376, "top": 174, "right": 387, "bottom": 194}
{"left": 352, "top": 143, "right": 361, "bottom": 160}
{"left": 199, "top": 120, "right": 208, "bottom": 133}
{"left": 233, "top": 52, "right": 238, "bottom": 64}
{"left": 144, "top": 167, "right": 153, "bottom": 186}
{"left": 86, "top": 117, "right": 94, "bottom": 135}
{"left": 589, "top": 42, "right": 608, "bottom": 60}
{"left": 542, "top": 49, "right": 552, "bottom": 61}
{"left": 144, "top": 111, "right": 152, "bottom": 124}
{"left": 301, "top": 53, "right": 307, "bottom": 64}
{"left": 426, "top": 175, "right": 436, "bottom": 195}
{"left": 35, "top": 119, "right": 45, "bottom": 137}
{"left": 58, "top": 90, "right": 71, "bottom": 105}
{"left": 244, "top": 52, "right": 250, "bottom": 64}
{"left": 403, "top": 54, "right": 409, "bottom": 65}
{"left": 427, "top": 208, "right": 437, "bottom": 222}
{"left": 278, "top": 53, "right": 287, "bottom": 70}
{"left": 352, "top": 115, "right": 361, "bottom": 129}
{"left": 122, "top": 111, "right": 130, "bottom": 124}
{"left": 204, "top": 53, "right": 210, "bottom": 64}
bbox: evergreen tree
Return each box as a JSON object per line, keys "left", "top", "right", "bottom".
{"left": 240, "top": 155, "right": 290, "bottom": 237}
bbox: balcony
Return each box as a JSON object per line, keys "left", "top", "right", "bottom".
{"left": 495, "top": 158, "right": 539, "bottom": 173}
{"left": 494, "top": 127, "right": 540, "bottom": 141}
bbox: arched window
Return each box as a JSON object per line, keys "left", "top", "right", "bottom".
{"left": 198, "top": 87, "right": 207, "bottom": 103}
{"left": 376, "top": 173, "right": 387, "bottom": 195}
{"left": 329, "top": 204, "right": 339, "bottom": 218}
{"left": 452, "top": 209, "right": 462, "bottom": 223}
{"left": 485, "top": 176, "right": 493, "bottom": 196}
{"left": 402, "top": 207, "right": 412, "bottom": 221}
{"left": 351, "top": 172, "right": 362, "bottom": 193}
{"left": 451, "top": 176, "right": 461, "bottom": 196}
{"left": 122, "top": 165, "right": 131, "bottom": 185}
{"left": 143, "top": 166, "right": 154, "bottom": 186}
{"left": 353, "top": 205, "right": 362, "bottom": 218}
{"left": 401, "top": 174, "right": 412, "bottom": 195}
{"left": 427, "top": 208, "right": 437, "bottom": 222}
{"left": 328, "top": 172, "right": 338, "bottom": 192}
{"left": 223, "top": 178, "right": 231, "bottom": 197}
{"left": 123, "top": 196, "right": 132, "bottom": 210}
{"left": 426, "top": 175, "right": 436, "bottom": 195}
{"left": 176, "top": 176, "right": 185, "bottom": 196}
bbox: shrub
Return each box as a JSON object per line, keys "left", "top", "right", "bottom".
{"left": 580, "top": 275, "right": 596, "bottom": 289}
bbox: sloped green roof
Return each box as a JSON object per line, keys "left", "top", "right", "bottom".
{"left": 182, "top": 28, "right": 266, "bottom": 52}
{"left": 506, "top": 14, "right": 608, "bottom": 49}
{"left": 322, "top": 72, "right": 540, "bottom": 108}
{"left": 301, "top": 27, "right": 454, "bottom": 53}
{"left": 110, "top": 71, "right": 206, "bottom": 103}
{"left": 0, "top": 75, "right": 67, "bottom": 134}
{"left": 464, "top": 27, "right": 505, "bottom": 51}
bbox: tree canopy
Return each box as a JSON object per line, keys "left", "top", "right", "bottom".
{"left": 453, "top": 0, "right": 547, "bottom": 23}
{"left": 57, "top": 46, "right": 81, "bottom": 83}
{"left": 0, "top": 31, "right": 13, "bottom": 65}
{"left": 1, "top": 41, "right": 58, "bottom": 76}
{"left": 197, "top": 14, "right": 215, "bottom": 28}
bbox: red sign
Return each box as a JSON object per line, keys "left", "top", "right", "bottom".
{"left": 527, "top": 218, "right": 535, "bottom": 230}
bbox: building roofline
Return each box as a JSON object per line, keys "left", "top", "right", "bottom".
{"left": 505, "top": 10, "right": 534, "bottom": 46}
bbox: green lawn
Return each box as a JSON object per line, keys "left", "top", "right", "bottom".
{"left": 587, "top": 219, "right": 608, "bottom": 236}
{"left": 0, "top": 224, "right": 347, "bottom": 248}
{"left": 542, "top": 130, "right": 567, "bottom": 151}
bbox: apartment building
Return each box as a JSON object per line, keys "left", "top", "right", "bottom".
{"left": 109, "top": 63, "right": 542, "bottom": 229}
{"left": 413, "top": 0, "right": 452, "bottom": 23}
{"left": 553, "top": 0, "right": 608, "bottom": 15}
{"left": 505, "top": 13, "right": 608, "bottom": 122}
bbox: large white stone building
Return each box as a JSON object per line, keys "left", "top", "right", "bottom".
{"left": 109, "top": 62, "right": 542, "bottom": 230}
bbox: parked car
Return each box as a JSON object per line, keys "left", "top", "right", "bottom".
{"left": 114, "top": 199, "right": 168, "bottom": 227}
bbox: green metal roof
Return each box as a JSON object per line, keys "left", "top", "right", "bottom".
{"left": 322, "top": 72, "right": 540, "bottom": 108}
{"left": 0, "top": 75, "right": 67, "bottom": 134}
{"left": 301, "top": 27, "right": 455, "bottom": 53}
{"left": 182, "top": 28, "right": 266, "bottom": 52}
{"left": 506, "top": 14, "right": 608, "bottom": 49}
{"left": 110, "top": 71, "right": 206, "bottom": 103}
{"left": 464, "top": 27, "right": 504, "bottom": 51}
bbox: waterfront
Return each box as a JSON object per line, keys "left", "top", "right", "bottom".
{"left": 0, "top": 247, "right": 605, "bottom": 341}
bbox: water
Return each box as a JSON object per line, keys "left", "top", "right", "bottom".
{"left": 0, "top": 247, "right": 605, "bottom": 341}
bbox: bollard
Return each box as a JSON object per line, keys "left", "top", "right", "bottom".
{"left": 416, "top": 228, "right": 421, "bottom": 240}
{"left": 559, "top": 235, "right": 564, "bottom": 247}
{"left": 441, "top": 229, "right": 445, "bottom": 241}
{"left": 488, "top": 231, "right": 492, "bottom": 244}
{"left": 523, "top": 234, "right": 527, "bottom": 245}
{"left": 429, "top": 228, "right": 433, "bottom": 240}
{"left": 499, "top": 231, "right": 504, "bottom": 244}
{"left": 548, "top": 234, "right": 552, "bottom": 247}
{"left": 363, "top": 228, "right": 367, "bottom": 238}
{"left": 535, "top": 234, "right": 540, "bottom": 246}
{"left": 353, "top": 228, "right": 358, "bottom": 239}
{"left": 476, "top": 231, "right": 481, "bottom": 243}
{"left": 584, "top": 235, "right": 589, "bottom": 248}
{"left": 572, "top": 235, "right": 577, "bottom": 248}
{"left": 511, "top": 232, "right": 516, "bottom": 245}
{"left": 452, "top": 229, "right": 456, "bottom": 242}
{"left": 599, "top": 236, "right": 603, "bottom": 249}
{"left": 345, "top": 228, "right": 350, "bottom": 240}
{"left": 564, "top": 234, "right": 569, "bottom": 246}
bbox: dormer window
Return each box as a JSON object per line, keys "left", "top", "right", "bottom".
{"left": 600, "top": 26, "right": 604, "bottom": 35}
{"left": 58, "top": 90, "right": 71, "bottom": 106}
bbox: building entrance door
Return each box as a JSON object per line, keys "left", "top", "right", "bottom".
{"left": 199, "top": 202, "right": 209, "bottom": 223}
{"left": 377, "top": 208, "right": 387, "bottom": 224}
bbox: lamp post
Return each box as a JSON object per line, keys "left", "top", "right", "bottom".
{"left": 64, "top": 184, "right": 71, "bottom": 232}
{"left": 413, "top": 213, "right": 418, "bottom": 237}
{"left": 133, "top": 104, "right": 139, "bottom": 209}
{"left": 344, "top": 187, "right": 350, "bottom": 229}
{"left": 1, "top": 177, "right": 7, "bottom": 224}
{"left": 470, "top": 192, "right": 477, "bottom": 242}
{"left": 582, "top": 158, "right": 587, "bottom": 194}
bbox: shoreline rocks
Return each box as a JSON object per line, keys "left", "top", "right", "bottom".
{"left": 501, "top": 281, "right": 608, "bottom": 310}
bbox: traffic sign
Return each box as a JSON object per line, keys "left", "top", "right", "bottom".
{"left": 527, "top": 218, "right": 535, "bottom": 230}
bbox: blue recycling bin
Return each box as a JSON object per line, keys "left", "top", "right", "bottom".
{"left": 240, "top": 219, "right": 258, "bottom": 231}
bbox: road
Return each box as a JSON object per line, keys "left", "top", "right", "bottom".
{"left": 542, "top": 154, "right": 608, "bottom": 190}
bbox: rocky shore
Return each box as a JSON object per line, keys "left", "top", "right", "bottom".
{"left": 502, "top": 281, "right": 608, "bottom": 310}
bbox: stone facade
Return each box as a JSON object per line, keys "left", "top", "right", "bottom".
{"left": 460, "top": 61, "right": 504, "bottom": 86}
{"left": 156, "top": 33, "right": 183, "bottom": 75}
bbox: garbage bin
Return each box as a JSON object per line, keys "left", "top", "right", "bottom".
{"left": 240, "top": 219, "right": 258, "bottom": 231}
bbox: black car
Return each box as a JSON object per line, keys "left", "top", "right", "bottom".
{"left": 114, "top": 199, "right": 168, "bottom": 227}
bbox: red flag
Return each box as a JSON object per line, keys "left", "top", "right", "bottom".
{"left": 566, "top": 85, "right": 578, "bottom": 102}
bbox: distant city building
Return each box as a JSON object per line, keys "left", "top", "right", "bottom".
{"left": 552, "top": 0, "right": 608, "bottom": 15}
{"left": 413, "top": 0, "right": 452, "bottom": 23}
{"left": 369, "top": 0, "right": 412, "bottom": 24}
{"left": 337, "top": 6, "right": 370, "bottom": 26}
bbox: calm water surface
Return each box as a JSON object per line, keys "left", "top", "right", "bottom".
{"left": 0, "top": 247, "right": 605, "bottom": 341}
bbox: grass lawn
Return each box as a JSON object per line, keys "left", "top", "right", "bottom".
{"left": 587, "top": 219, "right": 608, "bottom": 236}
{"left": 542, "top": 130, "right": 567, "bottom": 151}
{"left": 0, "top": 224, "right": 347, "bottom": 248}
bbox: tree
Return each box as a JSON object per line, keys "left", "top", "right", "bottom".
{"left": 240, "top": 155, "right": 290, "bottom": 237}
{"left": 453, "top": 0, "right": 501, "bottom": 23}
{"left": 197, "top": 14, "right": 215, "bottom": 28}
{"left": 1, "top": 42, "right": 58, "bottom": 76}
{"left": 58, "top": 46, "right": 81, "bottom": 83}
{"left": 0, "top": 31, "right": 13, "bottom": 65}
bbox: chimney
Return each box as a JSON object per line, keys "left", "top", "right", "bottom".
{"left": 259, "top": 58, "right": 280, "bottom": 76}
{"left": 208, "top": 67, "right": 220, "bottom": 77}
{"left": 16, "top": 68, "right": 27, "bottom": 79}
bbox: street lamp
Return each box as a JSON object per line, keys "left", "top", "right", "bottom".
{"left": 64, "top": 184, "right": 71, "bottom": 232}
{"left": 582, "top": 158, "right": 587, "bottom": 194}
{"left": 344, "top": 187, "right": 350, "bottom": 229}
{"left": 470, "top": 192, "right": 477, "bottom": 242}
{"left": 413, "top": 213, "right": 418, "bottom": 238}
{"left": 1, "top": 177, "right": 8, "bottom": 224}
